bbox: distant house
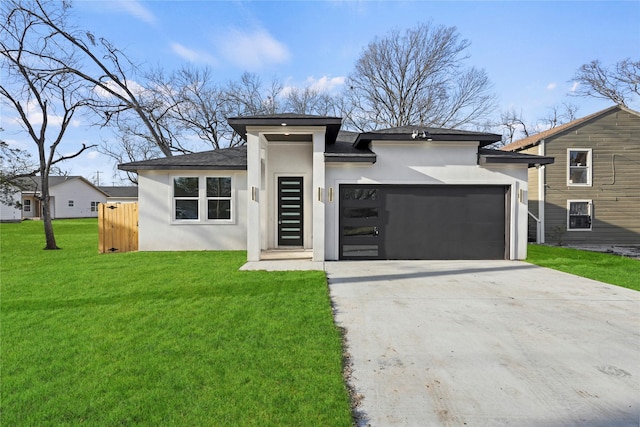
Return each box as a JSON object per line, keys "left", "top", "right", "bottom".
{"left": 119, "top": 114, "right": 552, "bottom": 261}
{"left": 99, "top": 186, "right": 139, "bottom": 204}
{"left": 19, "top": 176, "right": 109, "bottom": 219}
{"left": 0, "top": 185, "right": 22, "bottom": 222}
{"left": 502, "top": 105, "right": 640, "bottom": 245}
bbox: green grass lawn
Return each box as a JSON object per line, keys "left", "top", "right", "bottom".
{"left": 1, "top": 219, "right": 352, "bottom": 426}
{"left": 527, "top": 244, "right": 640, "bottom": 292}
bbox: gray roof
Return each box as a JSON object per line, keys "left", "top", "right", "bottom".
{"left": 99, "top": 186, "right": 139, "bottom": 198}
{"left": 325, "top": 131, "right": 377, "bottom": 163}
{"left": 12, "top": 176, "right": 109, "bottom": 195}
{"left": 478, "top": 148, "right": 554, "bottom": 167}
{"left": 353, "top": 126, "right": 502, "bottom": 149}
{"left": 118, "top": 146, "right": 247, "bottom": 171}
{"left": 228, "top": 114, "right": 343, "bottom": 145}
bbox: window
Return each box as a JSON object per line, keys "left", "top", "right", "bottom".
{"left": 568, "top": 200, "right": 592, "bottom": 231}
{"left": 23, "top": 199, "right": 31, "bottom": 212}
{"left": 68, "top": 200, "right": 74, "bottom": 207}
{"left": 567, "top": 149, "right": 592, "bottom": 186}
{"left": 206, "top": 177, "right": 232, "bottom": 220}
{"left": 90, "top": 201, "right": 100, "bottom": 212}
{"left": 173, "top": 176, "right": 233, "bottom": 222}
{"left": 174, "top": 177, "right": 199, "bottom": 220}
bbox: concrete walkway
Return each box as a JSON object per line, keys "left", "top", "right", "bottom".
{"left": 326, "top": 260, "right": 640, "bottom": 427}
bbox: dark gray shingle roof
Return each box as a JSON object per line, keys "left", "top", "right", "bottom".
{"left": 118, "top": 146, "right": 247, "bottom": 171}
{"left": 99, "top": 186, "right": 139, "bottom": 198}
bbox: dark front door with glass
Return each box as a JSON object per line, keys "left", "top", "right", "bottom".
{"left": 278, "top": 177, "right": 304, "bottom": 246}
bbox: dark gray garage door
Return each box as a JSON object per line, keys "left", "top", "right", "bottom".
{"left": 339, "top": 185, "right": 509, "bottom": 260}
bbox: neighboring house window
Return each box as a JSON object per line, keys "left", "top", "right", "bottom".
{"left": 68, "top": 200, "right": 74, "bottom": 207}
{"left": 24, "top": 199, "right": 31, "bottom": 212}
{"left": 206, "top": 177, "right": 232, "bottom": 220}
{"left": 567, "top": 149, "right": 592, "bottom": 186}
{"left": 174, "top": 177, "right": 199, "bottom": 220}
{"left": 567, "top": 200, "right": 592, "bottom": 231}
{"left": 91, "top": 201, "right": 100, "bottom": 212}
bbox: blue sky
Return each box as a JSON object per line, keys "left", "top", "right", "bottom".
{"left": 3, "top": 0, "right": 639, "bottom": 184}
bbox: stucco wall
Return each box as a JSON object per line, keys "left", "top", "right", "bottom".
{"left": 264, "top": 142, "right": 313, "bottom": 249}
{"left": 324, "top": 141, "right": 530, "bottom": 260}
{"left": 137, "top": 170, "right": 247, "bottom": 251}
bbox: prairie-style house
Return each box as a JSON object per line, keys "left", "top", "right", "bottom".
{"left": 119, "top": 114, "right": 553, "bottom": 261}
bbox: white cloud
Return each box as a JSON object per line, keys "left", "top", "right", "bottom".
{"left": 571, "top": 82, "right": 580, "bottom": 92}
{"left": 86, "top": 151, "right": 100, "bottom": 160}
{"left": 113, "top": 0, "right": 156, "bottom": 24}
{"left": 546, "top": 83, "right": 557, "bottom": 90}
{"left": 307, "top": 76, "right": 346, "bottom": 93}
{"left": 216, "top": 28, "right": 290, "bottom": 70}
{"left": 170, "top": 42, "right": 218, "bottom": 65}
{"left": 93, "top": 79, "right": 147, "bottom": 99}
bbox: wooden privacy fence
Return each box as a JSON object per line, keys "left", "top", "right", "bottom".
{"left": 98, "top": 203, "right": 139, "bottom": 253}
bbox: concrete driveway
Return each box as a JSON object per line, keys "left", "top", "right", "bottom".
{"left": 326, "top": 260, "right": 640, "bottom": 427}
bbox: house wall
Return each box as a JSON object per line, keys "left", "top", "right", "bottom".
{"left": 325, "top": 141, "right": 530, "bottom": 260}
{"left": 521, "top": 146, "right": 541, "bottom": 241}
{"left": 137, "top": 170, "right": 247, "bottom": 251}
{"left": 264, "top": 142, "right": 313, "bottom": 249}
{"left": 50, "top": 179, "right": 107, "bottom": 218}
{"left": 542, "top": 108, "right": 640, "bottom": 244}
{"left": 0, "top": 187, "right": 22, "bottom": 222}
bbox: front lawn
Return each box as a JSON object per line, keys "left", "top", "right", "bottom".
{"left": 527, "top": 244, "right": 640, "bottom": 292}
{"left": 1, "top": 219, "right": 352, "bottom": 426}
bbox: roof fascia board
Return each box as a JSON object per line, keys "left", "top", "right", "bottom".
{"left": 118, "top": 164, "right": 247, "bottom": 172}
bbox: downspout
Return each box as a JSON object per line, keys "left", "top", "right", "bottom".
{"left": 538, "top": 139, "right": 546, "bottom": 244}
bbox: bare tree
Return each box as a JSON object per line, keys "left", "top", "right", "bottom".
{"left": 1, "top": 0, "right": 95, "bottom": 249}
{"left": 539, "top": 102, "right": 579, "bottom": 129}
{"left": 344, "top": 23, "right": 496, "bottom": 131}
{"left": 571, "top": 59, "right": 640, "bottom": 107}
{"left": 283, "top": 86, "right": 337, "bottom": 116}
{"left": 7, "top": 0, "right": 179, "bottom": 157}
{"left": 225, "top": 72, "right": 284, "bottom": 118}
{"left": 161, "top": 67, "right": 236, "bottom": 149}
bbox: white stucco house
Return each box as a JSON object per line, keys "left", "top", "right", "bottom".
{"left": 119, "top": 114, "right": 553, "bottom": 261}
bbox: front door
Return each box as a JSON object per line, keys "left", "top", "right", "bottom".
{"left": 277, "top": 177, "right": 304, "bottom": 246}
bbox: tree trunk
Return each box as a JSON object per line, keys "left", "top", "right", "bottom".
{"left": 40, "top": 176, "right": 59, "bottom": 250}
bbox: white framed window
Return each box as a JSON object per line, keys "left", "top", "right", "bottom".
{"left": 68, "top": 200, "right": 74, "bottom": 207}
{"left": 206, "top": 177, "right": 232, "bottom": 220}
{"left": 23, "top": 199, "right": 31, "bottom": 212}
{"left": 173, "top": 177, "right": 200, "bottom": 220}
{"left": 567, "top": 200, "right": 592, "bottom": 231}
{"left": 567, "top": 149, "right": 592, "bottom": 186}
{"left": 172, "top": 176, "right": 234, "bottom": 222}
{"left": 90, "top": 201, "right": 100, "bottom": 212}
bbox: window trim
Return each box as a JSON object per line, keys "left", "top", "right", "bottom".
{"left": 567, "top": 148, "right": 592, "bottom": 187}
{"left": 171, "top": 175, "right": 235, "bottom": 224}
{"left": 23, "top": 199, "right": 31, "bottom": 212}
{"left": 567, "top": 199, "right": 593, "bottom": 231}
{"left": 90, "top": 201, "right": 100, "bottom": 212}
{"left": 68, "top": 200, "right": 74, "bottom": 207}
{"left": 206, "top": 177, "right": 233, "bottom": 221}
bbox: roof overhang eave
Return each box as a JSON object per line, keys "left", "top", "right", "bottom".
{"left": 118, "top": 165, "right": 248, "bottom": 172}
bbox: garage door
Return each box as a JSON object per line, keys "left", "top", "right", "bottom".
{"left": 339, "top": 185, "right": 509, "bottom": 260}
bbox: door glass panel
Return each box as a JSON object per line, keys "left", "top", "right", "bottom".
{"left": 343, "top": 245, "right": 378, "bottom": 257}
{"left": 345, "top": 207, "right": 379, "bottom": 218}
{"left": 344, "top": 226, "right": 379, "bottom": 237}
{"left": 343, "top": 188, "right": 378, "bottom": 200}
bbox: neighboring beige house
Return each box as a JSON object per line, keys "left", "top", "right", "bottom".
{"left": 502, "top": 105, "right": 640, "bottom": 245}
{"left": 19, "top": 176, "right": 108, "bottom": 219}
